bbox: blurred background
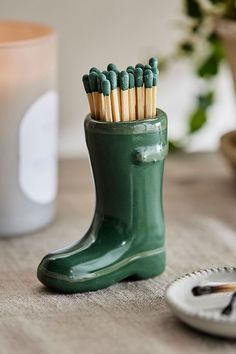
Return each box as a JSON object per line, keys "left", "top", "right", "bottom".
{"left": 1, "top": 0, "right": 236, "bottom": 157}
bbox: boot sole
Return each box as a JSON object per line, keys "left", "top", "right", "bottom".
{"left": 37, "top": 248, "right": 165, "bottom": 293}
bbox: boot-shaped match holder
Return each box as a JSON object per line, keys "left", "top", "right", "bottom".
{"left": 38, "top": 109, "right": 168, "bottom": 293}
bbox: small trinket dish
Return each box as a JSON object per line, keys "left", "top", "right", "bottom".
{"left": 165, "top": 267, "right": 236, "bottom": 338}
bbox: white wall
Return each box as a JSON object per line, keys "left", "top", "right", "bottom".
{"left": 1, "top": 0, "right": 236, "bottom": 156}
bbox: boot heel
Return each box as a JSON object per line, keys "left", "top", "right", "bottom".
{"left": 133, "top": 252, "right": 165, "bottom": 280}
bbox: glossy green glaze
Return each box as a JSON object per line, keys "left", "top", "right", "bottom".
{"left": 37, "top": 109, "right": 168, "bottom": 293}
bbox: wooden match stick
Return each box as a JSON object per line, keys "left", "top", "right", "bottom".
{"left": 128, "top": 72, "right": 136, "bottom": 121}
{"left": 149, "top": 57, "right": 158, "bottom": 117}
{"left": 144, "top": 69, "right": 153, "bottom": 119}
{"left": 119, "top": 71, "right": 129, "bottom": 121}
{"left": 108, "top": 71, "right": 120, "bottom": 122}
{"left": 97, "top": 74, "right": 106, "bottom": 121}
{"left": 135, "top": 67, "right": 145, "bottom": 120}
{"left": 102, "top": 79, "right": 112, "bottom": 122}
{"left": 89, "top": 72, "right": 100, "bottom": 120}
{"left": 192, "top": 283, "right": 236, "bottom": 296}
{"left": 82, "top": 74, "right": 95, "bottom": 117}
{"left": 107, "top": 64, "right": 121, "bottom": 115}
{"left": 151, "top": 67, "right": 158, "bottom": 117}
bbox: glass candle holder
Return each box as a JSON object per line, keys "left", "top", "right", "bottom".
{"left": 0, "top": 21, "right": 58, "bottom": 237}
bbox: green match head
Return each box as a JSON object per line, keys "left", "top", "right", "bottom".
{"left": 97, "top": 76, "right": 102, "bottom": 93}
{"left": 119, "top": 71, "right": 129, "bottom": 91}
{"left": 102, "top": 70, "right": 109, "bottom": 79}
{"left": 97, "top": 74, "right": 107, "bottom": 93}
{"left": 152, "top": 67, "right": 159, "bottom": 86}
{"left": 127, "top": 66, "right": 135, "bottom": 74}
{"left": 128, "top": 72, "right": 135, "bottom": 89}
{"left": 134, "top": 67, "right": 143, "bottom": 87}
{"left": 89, "top": 71, "right": 98, "bottom": 92}
{"left": 89, "top": 67, "right": 101, "bottom": 75}
{"left": 82, "top": 74, "right": 91, "bottom": 94}
{"left": 108, "top": 71, "right": 117, "bottom": 90}
{"left": 144, "top": 69, "right": 153, "bottom": 88}
{"left": 144, "top": 64, "right": 152, "bottom": 71}
{"left": 107, "top": 63, "right": 119, "bottom": 75}
{"left": 149, "top": 57, "right": 158, "bottom": 69}
{"left": 135, "top": 63, "right": 144, "bottom": 70}
{"left": 102, "top": 79, "right": 111, "bottom": 96}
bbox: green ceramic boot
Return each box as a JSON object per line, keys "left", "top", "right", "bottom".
{"left": 37, "top": 109, "right": 168, "bottom": 293}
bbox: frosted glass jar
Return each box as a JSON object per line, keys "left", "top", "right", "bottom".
{"left": 0, "top": 21, "right": 58, "bottom": 236}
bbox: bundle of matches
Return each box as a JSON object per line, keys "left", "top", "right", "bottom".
{"left": 82, "top": 57, "right": 159, "bottom": 122}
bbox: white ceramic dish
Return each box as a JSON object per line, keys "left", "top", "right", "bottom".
{"left": 165, "top": 267, "right": 236, "bottom": 338}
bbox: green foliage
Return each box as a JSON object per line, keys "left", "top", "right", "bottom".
{"left": 164, "top": 0, "right": 236, "bottom": 152}
{"left": 189, "top": 109, "right": 207, "bottom": 133}
{"left": 198, "top": 91, "right": 214, "bottom": 110}
{"left": 179, "top": 41, "right": 194, "bottom": 54}
{"left": 208, "top": 0, "right": 225, "bottom": 4}
{"left": 185, "top": 0, "right": 202, "bottom": 19}
{"left": 168, "top": 140, "right": 184, "bottom": 153}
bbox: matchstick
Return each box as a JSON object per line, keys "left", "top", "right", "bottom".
{"left": 144, "top": 69, "right": 153, "bottom": 119}
{"left": 97, "top": 73, "right": 106, "bottom": 121}
{"left": 149, "top": 57, "right": 158, "bottom": 117}
{"left": 127, "top": 66, "right": 135, "bottom": 75}
{"left": 82, "top": 74, "right": 95, "bottom": 117}
{"left": 102, "top": 70, "right": 109, "bottom": 79}
{"left": 128, "top": 72, "right": 136, "bottom": 121}
{"left": 107, "top": 63, "right": 119, "bottom": 76}
{"left": 149, "top": 57, "right": 158, "bottom": 69}
{"left": 144, "top": 64, "right": 152, "bottom": 71}
{"left": 108, "top": 71, "right": 120, "bottom": 122}
{"left": 107, "top": 64, "right": 121, "bottom": 115}
{"left": 102, "top": 79, "right": 112, "bottom": 122}
{"left": 89, "top": 67, "right": 101, "bottom": 75}
{"left": 135, "top": 67, "right": 145, "bottom": 120}
{"left": 89, "top": 72, "right": 100, "bottom": 120}
{"left": 192, "top": 283, "right": 236, "bottom": 296}
{"left": 119, "top": 71, "right": 129, "bottom": 121}
{"left": 151, "top": 67, "right": 158, "bottom": 117}
{"left": 135, "top": 63, "right": 144, "bottom": 70}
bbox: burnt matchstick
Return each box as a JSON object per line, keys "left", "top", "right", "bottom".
{"left": 135, "top": 67, "right": 145, "bottom": 120}
{"left": 119, "top": 71, "right": 129, "bottom": 121}
{"left": 108, "top": 70, "right": 120, "bottom": 122}
{"left": 222, "top": 292, "right": 236, "bottom": 316}
{"left": 82, "top": 74, "right": 95, "bottom": 118}
{"left": 144, "top": 69, "right": 153, "bottom": 119}
{"left": 192, "top": 283, "right": 236, "bottom": 296}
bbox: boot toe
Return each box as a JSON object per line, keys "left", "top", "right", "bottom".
{"left": 37, "top": 255, "right": 75, "bottom": 292}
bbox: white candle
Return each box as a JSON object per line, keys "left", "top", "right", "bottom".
{"left": 0, "top": 21, "right": 58, "bottom": 236}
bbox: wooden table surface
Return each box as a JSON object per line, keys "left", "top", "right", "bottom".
{"left": 1, "top": 153, "right": 236, "bottom": 354}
